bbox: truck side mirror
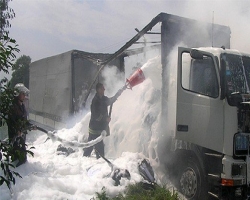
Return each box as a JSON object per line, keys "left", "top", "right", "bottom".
{"left": 190, "top": 49, "right": 203, "bottom": 59}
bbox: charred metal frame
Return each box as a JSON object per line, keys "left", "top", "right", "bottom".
{"left": 83, "top": 13, "right": 165, "bottom": 107}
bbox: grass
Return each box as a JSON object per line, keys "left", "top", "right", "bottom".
{"left": 93, "top": 182, "right": 179, "bottom": 200}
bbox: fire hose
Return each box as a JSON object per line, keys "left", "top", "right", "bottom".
{"left": 36, "top": 126, "right": 107, "bottom": 149}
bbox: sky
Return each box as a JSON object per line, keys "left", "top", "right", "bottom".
{"left": 6, "top": 0, "right": 250, "bottom": 63}
{"left": 0, "top": 55, "right": 180, "bottom": 200}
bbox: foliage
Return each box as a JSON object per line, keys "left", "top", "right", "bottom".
{"left": 0, "top": 0, "right": 15, "bottom": 36}
{"left": 9, "top": 55, "right": 31, "bottom": 88}
{"left": 94, "top": 187, "right": 110, "bottom": 200}
{"left": 0, "top": 32, "right": 20, "bottom": 189}
{"left": 0, "top": 141, "right": 22, "bottom": 189}
{"left": 93, "top": 183, "right": 179, "bottom": 200}
{"left": 0, "top": 78, "right": 14, "bottom": 121}
{"left": 0, "top": 129, "right": 34, "bottom": 190}
{"left": 0, "top": 33, "right": 19, "bottom": 74}
{"left": 0, "top": 2, "right": 34, "bottom": 189}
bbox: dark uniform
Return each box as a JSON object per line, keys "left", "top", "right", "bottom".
{"left": 83, "top": 91, "right": 121, "bottom": 158}
{"left": 8, "top": 97, "right": 31, "bottom": 166}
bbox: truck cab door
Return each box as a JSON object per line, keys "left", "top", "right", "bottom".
{"left": 176, "top": 47, "right": 223, "bottom": 152}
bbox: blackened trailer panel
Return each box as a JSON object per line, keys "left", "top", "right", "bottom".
{"left": 72, "top": 57, "right": 99, "bottom": 113}
{"left": 161, "top": 14, "right": 230, "bottom": 53}
{"left": 107, "top": 12, "right": 230, "bottom": 69}
{"left": 72, "top": 52, "right": 123, "bottom": 113}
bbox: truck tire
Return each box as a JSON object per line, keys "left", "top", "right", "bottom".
{"left": 178, "top": 156, "right": 208, "bottom": 200}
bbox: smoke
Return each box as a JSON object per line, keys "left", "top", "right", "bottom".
{"left": 141, "top": 56, "right": 161, "bottom": 90}
{"left": 91, "top": 41, "right": 183, "bottom": 178}
{"left": 178, "top": 1, "right": 250, "bottom": 53}
{"left": 101, "top": 65, "right": 125, "bottom": 96}
{"left": 95, "top": 56, "right": 161, "bottom": 157}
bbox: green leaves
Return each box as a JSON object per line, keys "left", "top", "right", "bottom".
{"left": 10, "top": 55, "right": 31, "bottom": 88}
{"left": 0, "top": 0, "right": 15, "bottom": 36}
{"left": 0, "top": 2, "right": 25, "bottom": 191}
{"left": 0, "top": 141, "right": 21, "bottom": 190}
{"left": 0, "top": 82, "right": 15, "bottom": 124}
{"left": 93, "top": 183, "right": 179, "bottom": 200}
{"left": 0, "top": 33, "right": 20, "bottom": 74}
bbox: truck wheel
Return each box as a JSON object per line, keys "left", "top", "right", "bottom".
{"left": 178, "top": 156, "right": 207, "bottom": 200}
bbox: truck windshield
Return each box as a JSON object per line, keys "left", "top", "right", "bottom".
{"left": 222, "top": 53, "right": 250, "bottom": 95}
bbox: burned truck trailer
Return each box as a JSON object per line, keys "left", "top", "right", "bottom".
{"left": 29, "top": 50, "right": 124, "bottom": 130}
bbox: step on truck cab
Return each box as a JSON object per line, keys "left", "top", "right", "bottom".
{"left": 170, "top": 46, "right": 250, "bottom": 199}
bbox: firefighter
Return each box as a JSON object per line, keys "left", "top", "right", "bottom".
{"left": 7, "top": 83, "right": 36, "bottom": 167}
{"left": 83, "top": 83, "right": 123, "bottom": 158}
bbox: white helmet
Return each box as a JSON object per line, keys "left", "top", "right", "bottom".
{"left": 14, "top": 83, "right": 29, "bottom": 96}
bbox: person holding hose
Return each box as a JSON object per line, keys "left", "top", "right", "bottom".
{"left": 83, "top": 83, "right": 123, "bottom": 159}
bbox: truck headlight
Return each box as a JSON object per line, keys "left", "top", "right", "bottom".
{"left": 233, "top": 133, "right": 249, "bottom": 156}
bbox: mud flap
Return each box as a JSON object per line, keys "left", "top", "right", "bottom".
{"left": 138, "top": 159, "right": 156, "bottom": 188}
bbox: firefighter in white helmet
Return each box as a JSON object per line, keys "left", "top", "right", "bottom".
{"left": 14, "top": 83, "right": 30, "bottom": 97}
{"left": 7, "top": 83, "right": 36, "bottom": 167}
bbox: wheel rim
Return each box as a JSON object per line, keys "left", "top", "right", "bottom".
{"left": 180, "top": 167, "right": 197, "bottom": 198}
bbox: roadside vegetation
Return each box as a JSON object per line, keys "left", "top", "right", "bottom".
{"left": 0, "top": 0, "right": 33, "bottom": 190}
{"left": 93, "top": 183, "right": 179, "bottom": 200}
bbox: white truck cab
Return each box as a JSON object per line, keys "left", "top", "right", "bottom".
{"left": 169, "top": 46, "right": 250, "bottom": 199}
